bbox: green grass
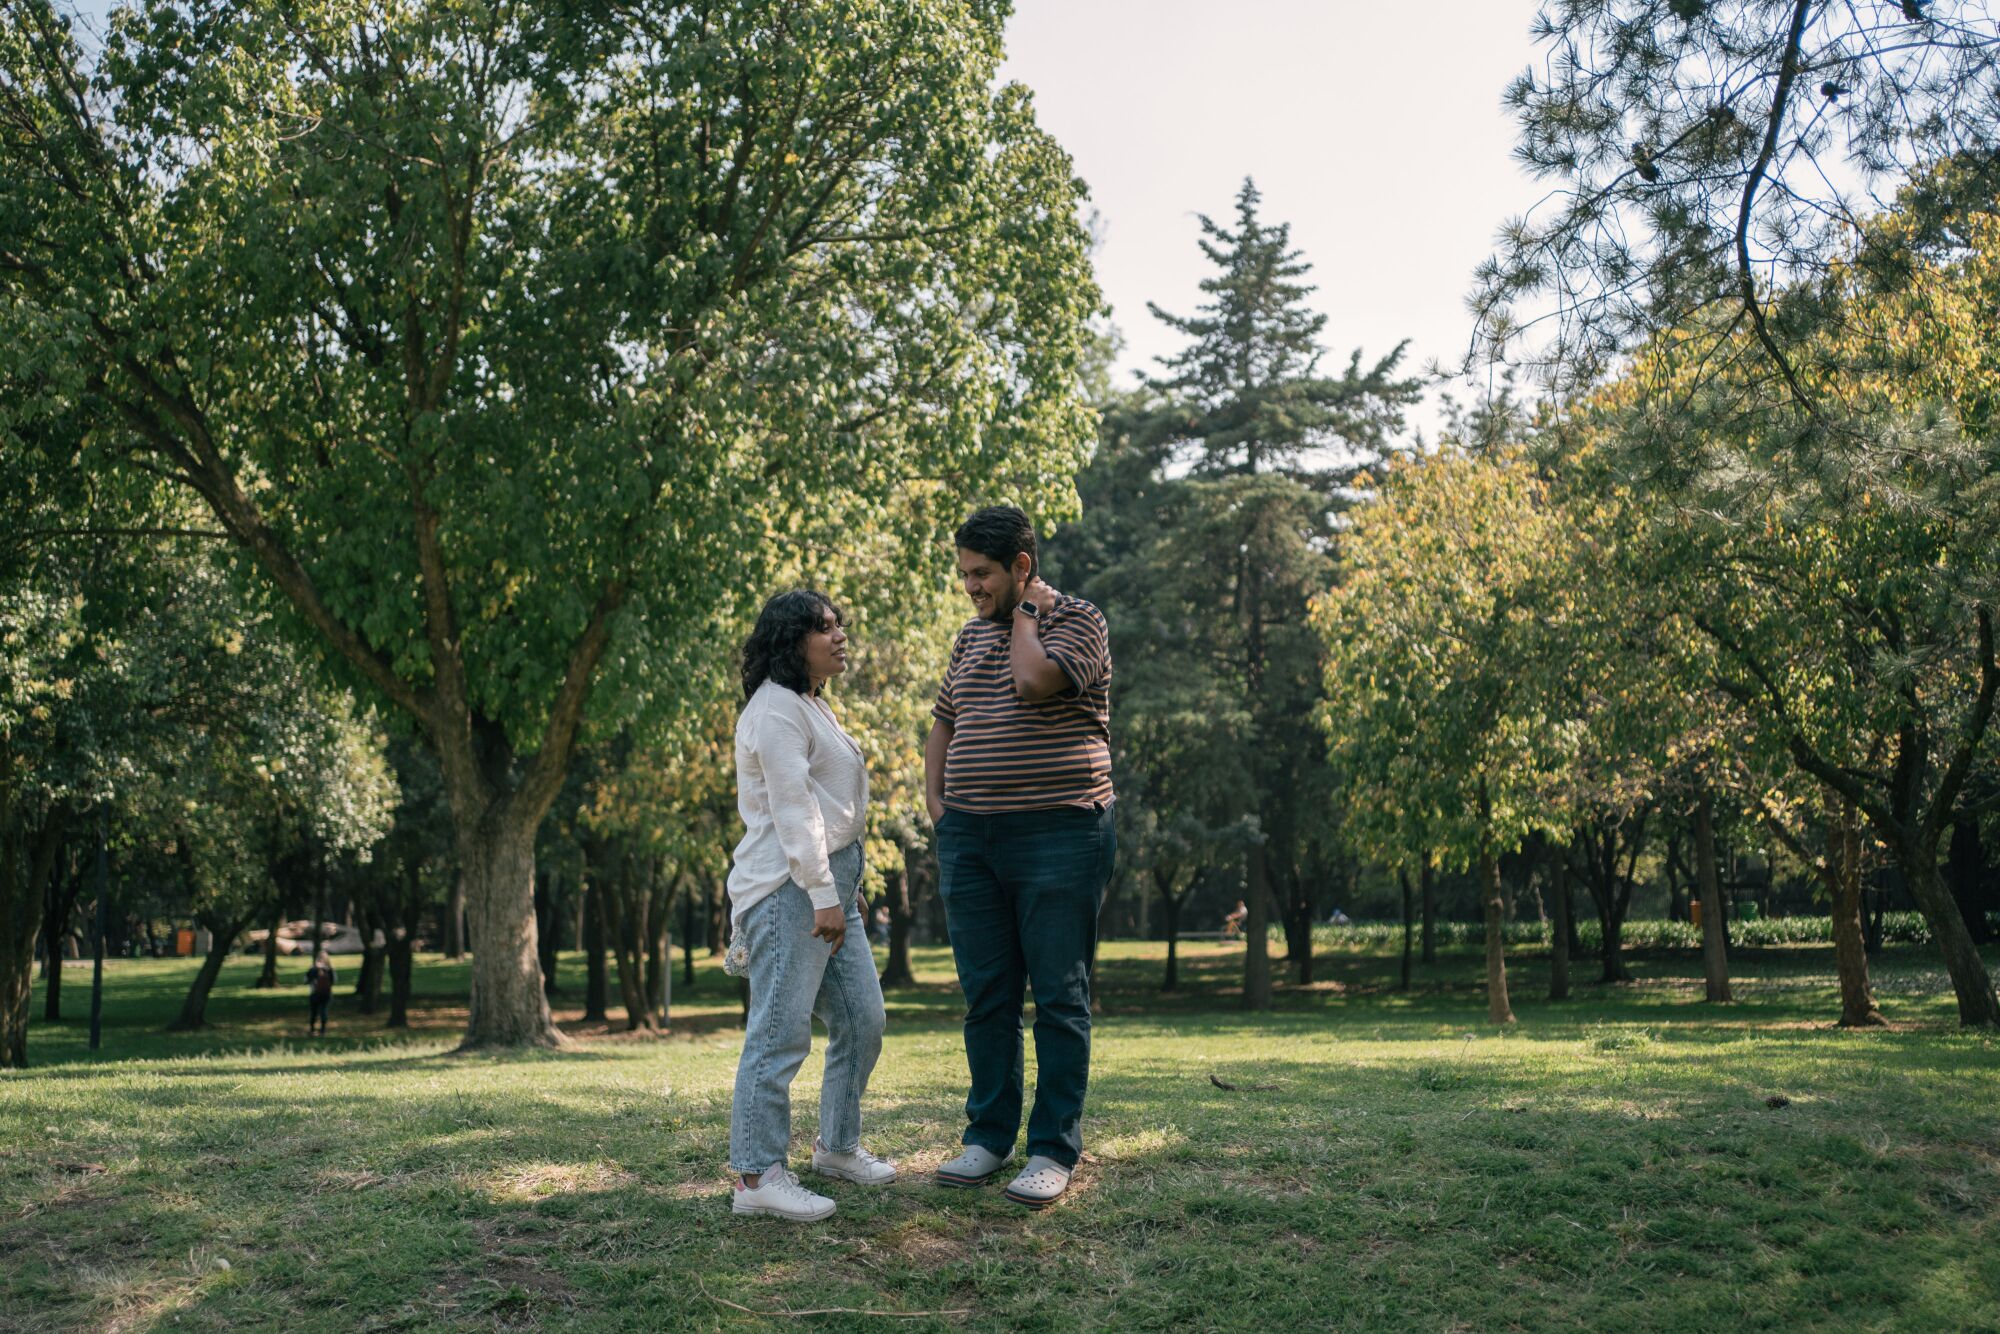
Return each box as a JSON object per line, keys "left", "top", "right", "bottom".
{"left": 5, "top": 936, "right": 1999, "bottom": 1331}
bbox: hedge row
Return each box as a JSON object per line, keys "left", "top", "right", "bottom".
{"left": 1302, "top": 912, "right": 1947, "bottom": 950}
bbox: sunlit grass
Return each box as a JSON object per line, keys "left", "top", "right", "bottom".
{"left": 5, "top": 936, "right": 1997, "bottom": 1330}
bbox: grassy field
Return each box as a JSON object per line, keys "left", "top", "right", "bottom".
{"left": 4, "top": 934, "right": 1998, "bottom": 1332}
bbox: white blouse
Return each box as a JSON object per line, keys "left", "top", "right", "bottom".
{"left": 726, "top": 680, "right": 869, "bottom": 926}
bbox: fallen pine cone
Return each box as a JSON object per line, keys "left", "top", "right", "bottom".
{"left": 1765, "top": 1095, "right": 1791, "bottom": 1109}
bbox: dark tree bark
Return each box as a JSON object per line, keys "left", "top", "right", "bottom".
{"left": 879, "top": 841, "right": 921, "bottom": 989}
{"left": 707, "top": 873, "right": 726, "bottom": 957}
{"left": 1278, "top": 860, "right": 1314, "bottom": 984}
{"left": 602, "top": 851, "right": 662, "bottom": 1032}
{"left": 352, "top": 899, "right": 385, "bottom": 1015}
{"left": 644, "top": 873, "right": 674, "bottom": 1028}
{"left": 681, "top": 881, "right": 698, "bottom": 988}
{"left": 1419, "top": 860, "right": 1436, "bottom": 964}
{"left": 1575, "top": 813, "right": 1647, "bottom": 984}
{"left": 1549, "top": 849, "right": 1571, "bottom": 1002}
{"left": 2, "top": 808, "right": 66, "bottom": 1068}
{"left": 386, "top": 927, "right": 414, "bottom": 1028}
{"left": 254, "top": 904, "right": 282, "bottom": 988}
{"left": 443, "top": 873, "right": 465, "bottom": 960}
{"left": 1477, "top": 792, "right": 1515, "bottom": 1025}
{"left": 1828, "top": 800, "right": 1885, "bottom": 1027}
{"left": 385, "top": 857, "right": 425, "bottom": 1029}
{"left": 582, "top": 876, "right": 608, "bottom": 1023}
{"left": 167, "top": 912, "right": 251, "bottom": 1032}
{"left": 1242, "top": 844, "right": 1273, "bottom": 1010}
{"left": 1947, "top": 813, "right": 1994, "bottom": 945}
{"left": 38, "top": 847, "right": 82, "bottom": 1021}
{"left": 1397, "top": 868, "right": 1414, "bottom": 992}
{"left": 1693, "top": 794, "right": 1733, "bottom": 1004}
{"left": 534, "top": 865, "right": 561, "bottom": 1000}
{"left": 1154, "top": 867, "right": 1190, "bottom": 993}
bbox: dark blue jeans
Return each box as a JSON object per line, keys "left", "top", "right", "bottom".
{"left": 935, "top": 804, "right": 1116, "bottom": 1168}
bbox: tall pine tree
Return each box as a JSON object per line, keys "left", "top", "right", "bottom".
{"left": 1087, "top": 179, "right": 1420, "bottom": 1008}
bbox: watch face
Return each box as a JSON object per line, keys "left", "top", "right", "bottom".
{"left": 1018, "top": 601, "right": 1039, "bottom": 618}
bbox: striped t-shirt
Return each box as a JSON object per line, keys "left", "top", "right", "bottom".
{"left": 932, "top": 593, "right": 1114, "bottom": 813}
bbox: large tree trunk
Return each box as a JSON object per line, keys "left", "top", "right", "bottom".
{"left": 1898, "top": 839, "right": 2000, "bottom": 1028}
{"left": 2, "top": 809, "right": 66, "bottom": 1069}
{"left": 1827, "top": 801, "right": 1885, "bottom": 1027}
{"left": 1693, "top": 794, "right": 1733, "bottom": 1003}
{"left": 455, "top": 815, "right": 563, "bottom": 1048}
{"left": 1398, "top": 869, "right": 1414, "bottom": 992}
{"left": 1419, "top": 860, "right": 1436, "bottom": 964}
{"left": 583, "top": 877, "right": 608, "bottom": 1022}
{"left": 1549, "top": 851, "right": 1571, "bottom": 1002}
{"left": 1241, "top": 844, "right": 1273, "bottom": 1010}
{"left": 879, "top": 845, "right": 918, "bottom": 989}
{"left": 1479, "top": 822, "right": 1515, "bottom": 1026}
{"left": 167, "top": 913, "right": 250, "bottom": 1032}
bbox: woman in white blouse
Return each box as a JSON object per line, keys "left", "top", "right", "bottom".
{"left": 725, "top": 590, "right": 896, "bottom": 1221}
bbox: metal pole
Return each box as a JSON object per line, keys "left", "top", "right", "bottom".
{"left": 88, "top": 811, "right": 107, "bottom": 1051}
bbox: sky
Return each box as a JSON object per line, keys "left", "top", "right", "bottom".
{"left": 997, "top": 0, "right": 1552, "bottom": 438}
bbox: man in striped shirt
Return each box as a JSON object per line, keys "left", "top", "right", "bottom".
{"left": 925, "top": 505, "right": 1116, "bottom": 1210}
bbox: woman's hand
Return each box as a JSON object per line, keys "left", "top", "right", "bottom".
{"left": 811, "top": 906, "right": 846, "bottom": 952}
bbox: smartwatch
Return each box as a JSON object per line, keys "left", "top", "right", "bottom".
{"left": 1015, "top": 599, "right": 1040, "bottom": 621}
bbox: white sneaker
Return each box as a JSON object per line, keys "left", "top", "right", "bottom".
{"left": 731, "top": 1165, "right": 836, "bottom": 1221}
{"left": 811, "top": 1137, "right": 898, "bottom": 1185}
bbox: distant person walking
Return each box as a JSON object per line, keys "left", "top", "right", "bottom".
{"left": 304, "top": 951, "right": 336, "bottom": 1036}
{"left": 926, "top": 505, "right": 1116, "bottom": 1210}
{"left": 725, "top": 590, "right": 896, "bottom": 1222}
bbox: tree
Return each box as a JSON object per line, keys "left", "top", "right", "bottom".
{"left": 1479, "top": 0, "right": 2000, "bottom": 411}
{"left": 0, "top": 0, "right": 1098, "bottom": 1047}
{"left": 1128, "top": 179, "right": 1420, "bottom": 1006}
{"left": 1576, "top": 177, "right": 2000, "bottom": 1026}
{"left": 1315, "top": 450, "right": 1583, "bottom": 1025}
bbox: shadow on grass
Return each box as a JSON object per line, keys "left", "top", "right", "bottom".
{"left": 5, "top": 983, "right": 1996, "bottom": 1332}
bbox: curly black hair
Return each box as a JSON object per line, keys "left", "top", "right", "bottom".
{"left": 954, "top": 504, "right": 1038, "bottom": 580}
{"left": 741, "top": 589, "right": 842, "bottom": 700}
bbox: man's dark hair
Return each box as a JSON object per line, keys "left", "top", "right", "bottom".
{"left": 741, "top": 589, "right": 840, "bottom": 700}
{"left": 954, "top": 505, "right": 1038, "bottom": 579}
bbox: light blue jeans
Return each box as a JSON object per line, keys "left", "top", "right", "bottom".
{"left": 728, "top": 841, "right": 886, "bottom": 1175}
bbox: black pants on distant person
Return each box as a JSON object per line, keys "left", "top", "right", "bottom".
{"left": 934, "top": 804, "right": 1116, "bottom": 1169}
{"left": 308, "top": 992, "right": 331, "bottom": 1035}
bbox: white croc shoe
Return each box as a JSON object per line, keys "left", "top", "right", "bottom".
{"left": 811, "top": 1138, "right": 898, "bottom": 1185}
{"left": 934, "top": 1144, "right": 1007, "bottom": 1188}
{"left": 1003, "top": 1155, "right": 1072, "bottom": 1210}
{"left": 732, "top": 1165, "right": 836, "bottom": 1221}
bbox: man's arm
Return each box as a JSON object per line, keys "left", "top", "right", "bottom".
{"left": 1010, "top": 578, "right": 1072, "bottom": 701}
{"left": 924, "top": 718, "right": 953, "bottom": 824}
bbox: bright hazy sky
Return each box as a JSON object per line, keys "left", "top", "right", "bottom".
{"left": 999, "top": 0, "right": 1551, "bottom": 437}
